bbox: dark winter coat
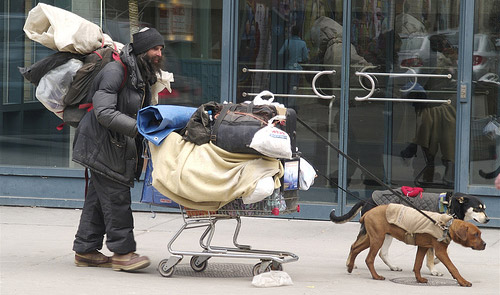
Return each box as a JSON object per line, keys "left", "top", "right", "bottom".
{"left": 72, "top": 44, "right": 151, "bottom": 187}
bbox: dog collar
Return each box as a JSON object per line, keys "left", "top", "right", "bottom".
{"left": 439, "top": 193, "right": 448, "bottom": 214}
{"left": 438, "top": 219, "right": 453, "bottom": 244}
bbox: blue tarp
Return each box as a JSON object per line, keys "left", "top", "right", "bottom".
{"left": 137, "top": 105, "right": 196, "bottom": 145}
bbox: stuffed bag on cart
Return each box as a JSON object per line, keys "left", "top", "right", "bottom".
{"left": 209, "top": 102, "right": 279, "bottom": 155}
{"left": 210, "top": 105, "right": 295, "bottom": 158}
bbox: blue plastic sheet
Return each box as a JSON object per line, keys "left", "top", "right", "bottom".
{"left": 137, "top": 105, "right": 196, "bottom": 145}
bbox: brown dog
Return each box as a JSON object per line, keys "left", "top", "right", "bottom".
{"left": 346, "top": 204, "right": 486, "bottom": 287}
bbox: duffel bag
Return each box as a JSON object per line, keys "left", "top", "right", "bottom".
{"left": 210, "top": 102, "right": 277, "bottom": 155}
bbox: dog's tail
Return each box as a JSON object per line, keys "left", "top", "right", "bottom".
{"left": 330, "top": 201, "right": 364, "bottom": 224}
{"left": 479, "top": 166, "right": 500, "bottom": 179}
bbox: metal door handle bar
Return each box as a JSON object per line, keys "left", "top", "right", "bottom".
{"left": 360, "top": 72, "right": 452, "bottom": 78}
{"left": 357, "top": 66, "right": 450, "bottom": 92}
{"left": 312, "top": 70, "right": 336, "bottom": 99}
{"left": 242, "top": 92, "right": 323, "bottom": 98}
{"left": 355, "top": 71, "right": 452, "bottom": 104}
{"left": 242, "top": 68, "right": 336, "bottom": 100}
{"left": 242, "top": 68, "right": 327, "bottom": 75}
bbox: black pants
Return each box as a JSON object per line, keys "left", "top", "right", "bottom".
{"left": 73, "top": 171, "right": 136, "bottom": 254}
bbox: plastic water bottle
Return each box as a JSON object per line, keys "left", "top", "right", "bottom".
{"left": 268, "top": 189, "right": 286, "bottom": 215}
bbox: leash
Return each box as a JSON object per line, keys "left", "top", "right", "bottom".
{"left": 312, "top": 164, "right": 378, "bottom": 208}
{"left": 297, "top": 116, "right": 442, "bottom": 227}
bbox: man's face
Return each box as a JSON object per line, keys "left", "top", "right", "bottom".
{"left": 146, "top": 45, "right": 163, "bottom": 65}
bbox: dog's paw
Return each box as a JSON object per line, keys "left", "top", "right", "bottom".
{"left": 417, "top": 277, "right": 428, "bottom": 284}
{"left": 347, "top": 265, "right": 354, "bottom": 273}
{"left": 458, "top": 279, "right": 472, "bottom": 287}
{"left": 430, "top": 269, "right": 444, "bottom": 276}
{"left": 389, "top": 266, "right": 402, "bottom": 272}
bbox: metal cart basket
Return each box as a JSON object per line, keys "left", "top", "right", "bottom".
{"left": 154, "top": 171, "right": 301, "bottom": 278}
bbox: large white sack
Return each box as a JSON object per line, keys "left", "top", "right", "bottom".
{"left": 24, "top": 3, "right": 116, "bottom": 54}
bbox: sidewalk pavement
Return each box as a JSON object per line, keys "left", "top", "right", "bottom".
{"left": 1, "top": 205, "right": 499, "bottom": 295}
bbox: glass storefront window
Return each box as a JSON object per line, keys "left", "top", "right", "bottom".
{"left": 236, "top": 0, "right": 343, "bottom": 204}
{"left": 469, "top": 0, "right": 500, "bottom": 186}
{"left": 347, "top": 1, "right": 460, "bottom": 196}
{"left": 235, "top": 0, "right": 465, "bottom": 206}
{"left": 2, "top": 0, "right": 497, "bottom": 212}
{"left": 0, "top": 0, "right": 222, "bottom": 168}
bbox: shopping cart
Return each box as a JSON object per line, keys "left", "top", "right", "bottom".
{"left": 149, "top": 159, "right": 301, "bottom": 278}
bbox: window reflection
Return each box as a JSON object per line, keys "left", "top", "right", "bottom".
{"left": 470, "top": 1, "right": 500, "bottom": 186}
{"left": 0, "top": 0, "right": 222, "bottom": 168}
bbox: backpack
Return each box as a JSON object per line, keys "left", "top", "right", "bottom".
{"left": 62, "top": 46, "right": 127, "bottom": 128}
{"left": 20, "top": 46, "right": 126, "bottom": 129}
{"left": 18, "top": 51, "right": 82, "bottom": 86}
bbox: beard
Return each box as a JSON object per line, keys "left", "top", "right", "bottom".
{"left": 137, "top": 52, "right": 163, "bottom": 85}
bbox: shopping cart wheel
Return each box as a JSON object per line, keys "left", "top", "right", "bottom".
{"left": 158, "top": 259, "right": 175, "bottom": 277}
{"left": 190, "top": 256, "right": 208, "bottom": 272}
{"left": 252, "top": 262, "right": 271, "bottom": 276}
{"left": 270, "top": 261, "right": 283, "bottom": 271}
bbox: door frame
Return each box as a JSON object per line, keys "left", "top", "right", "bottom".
{"left": 455, "top": 0, "right": 499, "bottom": 197}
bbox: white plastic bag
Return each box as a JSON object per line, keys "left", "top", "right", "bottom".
{"left": 299, "top": 158, "right": 316, "bottom": 190}
{"left": 151, "top": 70, "right": 175, "bottom": 105}
{"left": 483, "top": 120, "right": 500, "bottom": 139}
{"left": 242, "top": 176, "right": 274, "bottom": 204}
{"left": 249, "top": 116, "right": 292, "bottom": 159}
{"left": 252, "top": 90, "right": 274, "bottom": 105}
{"left": 251, "top": 271, "right": 293, "bottom": 288}
{"left": 36, "top": 58, "right": 83, "bottom": 119}
{"left": 246, "top": 90, "right": 286, "bottom": 109}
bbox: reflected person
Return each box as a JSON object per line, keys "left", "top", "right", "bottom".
{"left": 279, "top": 25, "right": 309, "bottom": 93}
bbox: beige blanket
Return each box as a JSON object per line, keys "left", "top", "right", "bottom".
{"left": 150, "top": 132, "right": 283, "bottom": 210}
{"left": 386, "top": 204, "right": 452, "bottom": 241}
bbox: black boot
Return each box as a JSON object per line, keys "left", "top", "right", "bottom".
{"left": 400, "top": 143, "right": 418, "bottom": 159}
{"left": 442, "top": 160, "right": 455, "bottom": 187}
{"left": 422, "top": 148, "right": 435, "bottom": 183}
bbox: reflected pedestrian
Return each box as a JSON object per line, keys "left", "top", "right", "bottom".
{"left": 279, "top": 25, "right": 309, "bottom": 93}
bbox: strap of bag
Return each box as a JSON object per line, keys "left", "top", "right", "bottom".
{"left": 57, "top": 49, "right": 127, "bottom": 131}
{"left": 210, "top": 104, "right": 233, "bottom": 143}
{"left": 112, "top": 51, "right": 127, "bottom": 91}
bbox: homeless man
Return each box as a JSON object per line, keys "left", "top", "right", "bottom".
{"left": 72, "top": 27, "right": 164, "bottom": 272}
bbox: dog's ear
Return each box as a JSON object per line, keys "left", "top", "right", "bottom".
{"left": 455, "top": 224, "right": 468, "bottom": 242}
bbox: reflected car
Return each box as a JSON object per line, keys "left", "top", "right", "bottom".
{"left": 398, "top": 32, "right": 498, "bottom": 81}
{"left": 398, "top": 34, "right": 430, "bottom": 69}
{"left": 472, "top": 34, "right": 499, "bottom": 80}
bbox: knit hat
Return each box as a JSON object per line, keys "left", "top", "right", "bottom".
{"left": 132, "top": 27, "right": 165, "bottom": 55}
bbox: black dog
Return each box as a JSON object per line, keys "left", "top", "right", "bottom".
{"left": 331, "top": 189, "right": 489, "bottom": 275}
